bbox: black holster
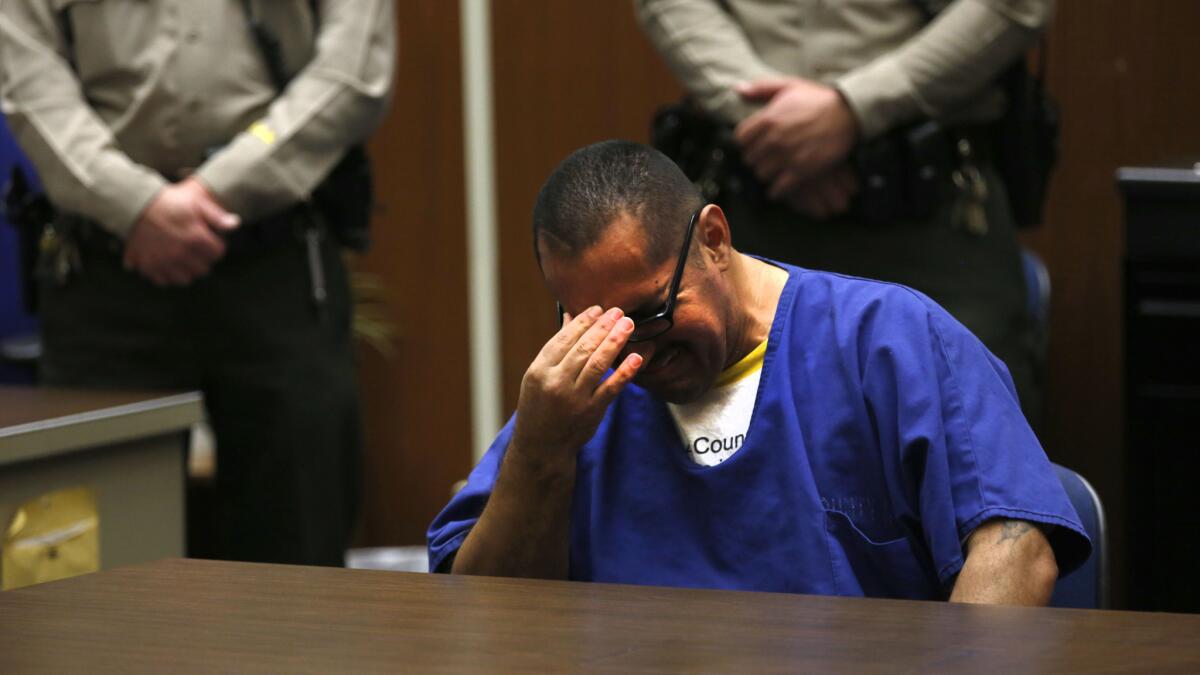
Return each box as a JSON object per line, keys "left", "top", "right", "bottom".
{"left": 2, "top": 167, "right": 53, "bottom": 312}
{"left": 311, "top": 144, "right": 373, "bottom": 252}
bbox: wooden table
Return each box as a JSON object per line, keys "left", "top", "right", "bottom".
{"left": 0, "top": 387, "right": 202, "bottom": 580}
{"left": 2, "top": 559, "right": 1198, "bottom": 673}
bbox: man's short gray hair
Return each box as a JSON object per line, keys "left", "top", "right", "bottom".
{"left": 532, "top": 140, "right": 703, "bottom": 268}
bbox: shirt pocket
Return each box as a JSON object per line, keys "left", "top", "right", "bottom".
{"left": 824, "top": 509, "right": 939, "bottom": 600}
{"left": 50, "top": 0, "right": 156, "bottom": 85}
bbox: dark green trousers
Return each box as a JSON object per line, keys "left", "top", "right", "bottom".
{"left": 38, "top": 223, "right": 361, "bottom": 566}
{"left": 723, "top": 167, "right": 1042, "bottom": 428}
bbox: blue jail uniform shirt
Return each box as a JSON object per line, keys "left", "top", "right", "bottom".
{"left": 428, "top": 262, "right": 1091, "bottom": 599}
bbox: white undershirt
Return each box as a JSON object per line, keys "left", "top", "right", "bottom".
{"left": 667, "top": 339, "right": 767, "bottom": 467}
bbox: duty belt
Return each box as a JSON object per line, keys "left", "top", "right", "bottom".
{"left": 61, "top": 205, "right": 309, "bottom": 259}
{"left": 41, "top": 204, "right": 331, "bottom": 319}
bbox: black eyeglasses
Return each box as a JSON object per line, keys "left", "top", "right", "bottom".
{"left": 557, "top": 207, "right": 701, "bottom": 343}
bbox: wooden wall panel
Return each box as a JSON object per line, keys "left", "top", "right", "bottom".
{"left": 492, "top": 2, "right": 683, "bottom": 414}
{"left": 354, "top": 1, "right": 472, "bottom": 546}
{"left": 1023, "top": 0, "right": 1200, "bottom": 606}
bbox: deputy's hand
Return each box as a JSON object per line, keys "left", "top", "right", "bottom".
{"left": 734, "top": 77, "right": 858, "bottom": 189}
{"left": 123, "top": 178, "right": 241, "bottom": 287}
{"left": 775, "top": 163, "right": 860, "bottom": 220}
{"left": 511, "top": 306, "right": 643, "bottom": 463}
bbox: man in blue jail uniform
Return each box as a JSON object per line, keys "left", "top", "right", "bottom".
{"left": 429, "top": 140, "right": 1088, "bottom": 603}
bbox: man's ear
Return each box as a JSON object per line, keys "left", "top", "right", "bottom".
{"left": 698, "top": 204, "right": 733, "bottom": 270}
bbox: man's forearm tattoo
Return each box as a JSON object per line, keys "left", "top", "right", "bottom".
{"left": 997, "top": 520, "right": 1033, "bottom": 545}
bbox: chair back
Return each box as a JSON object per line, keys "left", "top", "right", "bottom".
{"left": 1020, "top": 248, "right": 1051, "bottom": 327}
{"left": 1049, "top": 463, "right": 1108, "bottom": 608}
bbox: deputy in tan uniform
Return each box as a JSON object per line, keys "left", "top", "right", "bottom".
{"left": 635, "top": 0, "right": 1053, "bottom": 424}
{"left": 0, "top": 0, "right": 395, "bottom": 565}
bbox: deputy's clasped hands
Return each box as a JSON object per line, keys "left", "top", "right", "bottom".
{"left": 734, "top": 77, "right": 861, "bottom": 219}
{"left": 124, "top": 177, "right": 240, "bottom": 287}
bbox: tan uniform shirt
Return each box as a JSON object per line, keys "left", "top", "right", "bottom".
{"left": 634, "top": 0, "right": 1053, "bottom": 140}
{"left": 0, "top": 0, "right": 395, "bottom": 237}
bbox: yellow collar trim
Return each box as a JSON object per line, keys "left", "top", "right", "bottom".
{"left": 714, "top": 338, "right": 768, "bottom": 388}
